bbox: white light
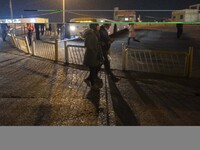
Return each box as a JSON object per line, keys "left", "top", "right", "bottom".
{"left": 100, "top": 20, "right": 104, "bottom": 22}
{"left": 125, "top": 18, "right": 129, "bottom": 21}
{"left": 70, "top": 26, "right": 76, "bottom": 31}
{"left": 5, "top": 19, "right": 12, "bottom": 23}
{"left": 30, "top": 18, "right": 36, "bottom": 23}
{"left": 13, "top": 19, "right": 21, "bottom": 23}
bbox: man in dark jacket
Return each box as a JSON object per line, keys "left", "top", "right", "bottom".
{"left": 176, "top": 23, "right": 183, "bottom": 38}
{"left": 99, "top": 23, "right": 120, "bottom": 82}
{"left": 83, "top": 23, "right": 103, "bottom": 89}
{"left": 1, "top": 23, "right": 9, "bottom": 41}
{"left": 34, "top": 23, "right": 40, "bottom": 40}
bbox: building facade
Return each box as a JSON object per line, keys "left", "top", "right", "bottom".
{"left": 114, "top": 7, "right": 136, "bottom": 22}
{"left": 172, "top": 4, "right": 200, "bottom": 22}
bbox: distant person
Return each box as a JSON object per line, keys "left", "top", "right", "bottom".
{"left": 1, "top": 23, "right": 10, "bottom": 41}
{"left": 176, "top": 23, "right": 183, "bottom": 38}
{"left": 57, "top": 24, "right": 62, "bottom": 35}
{"left": 34, "top": 23, "right": 40, "bottom": 40}
{"left": 65, "top": 23, "right": 71, "bottom": 39}
{"left": 127, "top": 23, "right": 140, "bottom": 45}
{"left": 83, "top": 23, "right": 103, "bottom": 89}
{"left": 48, "top": 24, "right": 52, "bottom": 35}
{"left": 60, "top": 24, "right": 71, "bottom": 40}
{"left": 40, "top": 24, "right": 45, "bottom": 36}
{"left": 99, "top": 23, "right": 120, "bottom": 82}
{"left": 27, "top": 23, "right": 34, "bottom": 46}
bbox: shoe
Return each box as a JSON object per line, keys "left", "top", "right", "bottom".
{"left": 84, "top": 78, "right": 91, "bottom": 87}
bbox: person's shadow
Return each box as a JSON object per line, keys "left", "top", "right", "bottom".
{"left": 108, "top": 76, "right": 140, "bottom": 126}
{"left": 86, "top": 88, "right": 100, "bottom": 114}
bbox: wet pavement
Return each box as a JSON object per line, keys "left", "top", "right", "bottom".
{"left": 1, "top": 25, "right": 200, "bottom": 126}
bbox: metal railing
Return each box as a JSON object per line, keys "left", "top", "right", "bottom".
{"left": 8, "top": 33, "right": 30, "bottom": 54}
{"left": 32, "top": 40, "right": 59, "bottom": 61}
{"left": 8, "top": 33, "right": 59, "bottom": 61}
{"left": 122, "top": 44, "right": 193, "bottom": 77}
{"left": 64, "top": 42, "right": 86, "bottom": 65}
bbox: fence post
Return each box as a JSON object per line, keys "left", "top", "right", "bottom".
{"left": 55, "top": 39, "right": 59, "bottom": 61}
{"left": 32, "top": 40, "right": 36, "bottom": 56}
{"left": 21, "top": 26, "right": 23, "bottom": 35}
{"left": 25, "top": 36, "right": 31, "bottom": 54}
{"left": 11, "top": 34, "right": 17, "bottom": 47}
{"left": 14, "top": 34, "right": 20, "bottom": 49}
{"left": 184, "top": 54, "right": 189, "bottom": 77}
{"left": 64, "top": 41, "right": 69, "bottom": 64}
{"left": 188, "top": 47, "right": 194, "bottom": 78}
{"left": 122, "top": 43, "right": 128, "bottom": 70}
{"left": 24, "top": 26, "right": 26, "bottom": 35}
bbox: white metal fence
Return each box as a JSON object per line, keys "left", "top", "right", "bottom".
{"left": 8, "top": 34, "right": 86, "bottom": 65}
{"left": 122, "top": 44, "right": 193, "bottom": 77}
{"left": 7, "top": 33, "right": 194, "bottom": 78}
{"left": 8, "top": 34, "right": 30, "bottom": 54}
{"left": 8, "top": 33, "right": 59, "bottom": 61}
{"left": 33, "top": 40, "right": 58, "bottom": 61}
{"left": 64, "top": 42, "right": 86, "bottom": 65}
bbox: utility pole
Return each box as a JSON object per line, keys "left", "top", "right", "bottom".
{"left": 10, "top": 0, "right": 13, "bottom": 21}
{"left": 61, "top": 0, "right": 70, "bottom": 39}
{"left": 63, "top": 0, "right": 65, "bottom": 23}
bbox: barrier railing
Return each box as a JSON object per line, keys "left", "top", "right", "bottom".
{"left": 32, "top": 40, "right": 58, "bottom": 61}
{"left": 8, "top": 33, "right": 59, "bottom": 62}
{"left": 8, "top": 33, "right": 30, "bottom": 54}
{"left": 64, "top": 42, "right": 86, "bottom": 65}
{"left": 122, "top": 44, "right": 193, "bottom": 77}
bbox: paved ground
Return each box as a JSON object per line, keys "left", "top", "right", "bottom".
{"left": 1, "top": 25, "right": 200, "bottom": 126}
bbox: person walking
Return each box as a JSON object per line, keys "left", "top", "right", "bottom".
{"left": 34, "top": 23, "right": 40, "bottom": 40}
{"left": 99, "top": 23, "right": 120, "bottom": 82}
{"left": 27, "top": 23, "right": 34, "bottom": 46}
{"left": 83, "top": 23, "right": 103, "bottom": 89}
{"left": 176, "top": 23, "right": 183, "bottom": 39}
{"left": 127, "top": 23, "right": 140, "bottom": 45}
{"left": 1, "top": 23, "right": 10, "bottom": 41}
{"left": 40, "top": 24, "right": 45, "bottom": 36}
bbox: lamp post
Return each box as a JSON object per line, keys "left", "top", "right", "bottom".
{"left": 61, "top": 0, "right": 66, "bottom": 40}
{"left": 63, "top": 0, "right": 65, "bottom": 23}
{"left": 9, "top": 0, "right": 13, "bottom": 22}
{"left": 61, "top": 0, "right": 70, "bottom": 39}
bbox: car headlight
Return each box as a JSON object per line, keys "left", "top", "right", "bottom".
{"left": 70, "top": 26, "right": 76, "bottom": 31}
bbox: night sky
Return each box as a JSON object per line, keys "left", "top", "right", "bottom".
{"left": 0, "top": 0, "right": 199, "bottom": 22}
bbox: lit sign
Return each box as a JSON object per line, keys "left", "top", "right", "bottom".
{"left": 30, "top": 18, "right": 36, "bottom": 23}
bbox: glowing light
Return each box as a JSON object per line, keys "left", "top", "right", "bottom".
{"left": 30, "top": 18, "right": 36, "bottom": 23}
{"left": 70, "top": 26, "right": 76, "bottom": 31}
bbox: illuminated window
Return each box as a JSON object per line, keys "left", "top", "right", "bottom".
{"left": 125, "top": 18, "right": 129, "bottom": 21}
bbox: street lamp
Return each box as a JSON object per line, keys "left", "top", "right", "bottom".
{"left": 63, "top": 0, "right": 65, "bottom": 23}
{"left": 61, "top": 0, "right": 70, "bottom": 39}
{"left": 9, "top": 0, "right": 13, "bottom": 21}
